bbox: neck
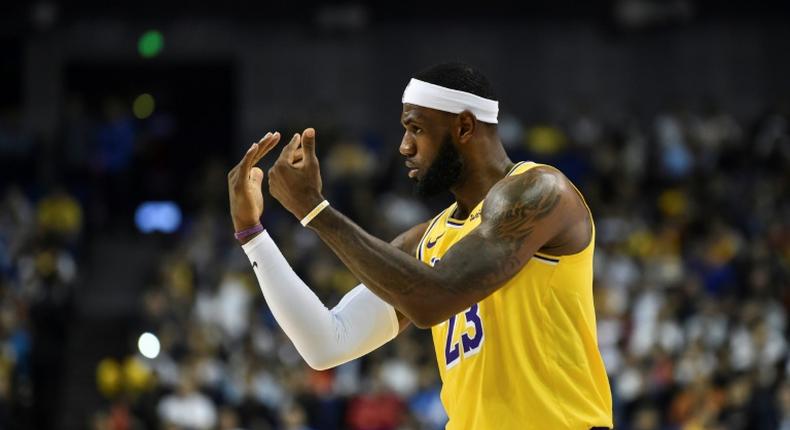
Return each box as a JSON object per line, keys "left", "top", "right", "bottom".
{"left": 449, "top": 139, "right": 512, "bottom": 219}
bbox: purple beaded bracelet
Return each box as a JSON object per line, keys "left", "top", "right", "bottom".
{"left": 234, "top": 223, "right": 264, "bottom": 241}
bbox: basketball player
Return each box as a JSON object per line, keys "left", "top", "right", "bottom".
{"left": 227, "top": 63, "right": 613, "bottom": 429}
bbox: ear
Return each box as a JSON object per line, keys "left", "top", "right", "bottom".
{"left": 456, "top": 110, "right": 477, "bottom": 144}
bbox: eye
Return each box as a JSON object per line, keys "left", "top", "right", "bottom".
{"left": 412, "top": 126, "right": 422, "bottom": 135}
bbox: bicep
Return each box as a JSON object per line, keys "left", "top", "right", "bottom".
{"left": 434, "top": 167, "right": 570, "bottom": 300}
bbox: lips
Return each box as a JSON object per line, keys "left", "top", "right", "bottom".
{"left": 405, "top": 160, "right": 419, "bottom": 179}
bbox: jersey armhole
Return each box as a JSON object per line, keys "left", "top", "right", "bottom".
{"left": 415, "top": 209, "right": 448, "bottom": 260}
{"left": 530, "top": 164, "right": 596, "bottom": 261}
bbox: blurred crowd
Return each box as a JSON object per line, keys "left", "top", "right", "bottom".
{"left": 564, "top": 106, "right": 790, "bottom": 430}
{"left": 0, "top": 183, "right": 83, "bottom": 429}
{"left": 1, "top": 98, "right": 789, "bottom": 430}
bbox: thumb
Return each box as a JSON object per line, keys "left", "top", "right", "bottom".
{"left": 250, "top": 167, "right": 264, "bottom": 185}
{"left": 302, "top": 128, "right": 318, "bottom": 165}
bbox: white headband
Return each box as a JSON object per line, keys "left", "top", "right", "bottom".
{"left": 401, "top": 78, "right": 499, "bottom": 124}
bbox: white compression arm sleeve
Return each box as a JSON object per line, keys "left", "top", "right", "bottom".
{"left": 241, "top": 231, "right": 400, "bottom": 370}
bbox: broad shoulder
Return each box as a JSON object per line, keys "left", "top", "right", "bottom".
{"left": 482, "top": 165, "right": 568, "bottom": 219}
{"left": 479, "top": 165, "right": 590, "bottom": 252}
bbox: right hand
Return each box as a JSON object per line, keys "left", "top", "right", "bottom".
{"left": 228, "top": 132, "right": 282, "bottom": 233}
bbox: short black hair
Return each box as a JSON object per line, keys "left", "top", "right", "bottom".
{"left": 413, "top": 62, "right": 497, "bottom": 100}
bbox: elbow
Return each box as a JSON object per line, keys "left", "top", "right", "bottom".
{"left": 297, "top": 340, "right": 346, "bottom": 370}
{"left": 399, "top": 288, "right": 459, "bottom": 329}
{"left": 405, "top": 307, "right": 443, "bottom": 329}
{"left": 405, "top": 275, "right": 464, "bottom": 329}
{"left": 411, "top": 316, "right": 443, "bottom": 329}
{"left": 305, "top": 360, "right": 335, "bottom": 372}
{"left": 402, "top": 294, "right": 462, "bottom": 328}
{"left": 302, "top": 354, "right": 339, "bottom": 371}
{"left": 411, "top": 319, "right": 434, "bottom": 330}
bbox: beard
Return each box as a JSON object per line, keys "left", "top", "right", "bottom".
{"left": 414, "top": 132, "right": 464, "bottom": 197}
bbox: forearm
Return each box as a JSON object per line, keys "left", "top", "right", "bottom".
{"left": 308, "top": 207, "right": 488, "bottom": 327}
{"left": 264, "top": 144, "right": 567, "bottom": 328}
{"left": 243, "top": 231, "right": 399, "bottom": 369}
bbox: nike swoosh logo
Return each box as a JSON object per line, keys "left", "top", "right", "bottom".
{"left": 426, "top": 233, "right": 445, "bottom": 249}
{"left": 252, "top": 261, "right": 258, "bottom": 269}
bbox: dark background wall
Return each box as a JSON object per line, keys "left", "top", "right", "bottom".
{"left": 10, "top": 3, "right": 790, "bottom": 148}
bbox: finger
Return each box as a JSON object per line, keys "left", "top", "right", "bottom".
{"left": 292, "top": 136, "right": 304, "bottom": 164}
{"left": 252, "top": 132, "right": 281, "bottom": 164}
{"left": 249, "top": 167, "right": 264, "bottom": 185}
{"left": 289, "top": 140, "right": 304, "bottom": 165}
{"left": 234, "top": 145, "right": 257, "bottom": 189}
{"left": 278, "top": 133, "right": 301, "bottom": 163}
{"left": 302, "top": 128, "right": 317, "bottom": 166}
{"left": 239, "top": 133, "right": 270, "bottom": 173}
{"left": 245, "top": 132, "right": 273, "bottom": 167}
{"left": 286, "top": 133, "right": 301, "bottom": 152}
{"left": 290, "top": 152, "right": 304, "bottom": 166}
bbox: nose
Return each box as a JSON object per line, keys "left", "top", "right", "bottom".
{"left": 399, "top": 133, "right": 415, "bottom": 157}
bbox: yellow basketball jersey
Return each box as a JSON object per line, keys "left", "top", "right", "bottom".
{"left": 417, "top": 161, "right": 613, "bottom": 429}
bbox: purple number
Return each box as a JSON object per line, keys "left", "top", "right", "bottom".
{"left": 444, "top": 303, "right": 485, "bottom": 369}
{"left": 444, "top": 314, "right": 461, "bottom": 368}
{"left": 461, "top": 304, "right": 484, "bottom": 353}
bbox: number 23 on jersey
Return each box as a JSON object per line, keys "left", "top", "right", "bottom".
{"left": 429, "top": 257, "right": 486, "bottom": 369}
{"left": 444, "top": 303, "right": 485, "bottom": 369}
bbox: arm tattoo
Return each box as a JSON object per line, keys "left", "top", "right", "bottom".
{"left": 306, "top": 166, "right": 567, "bottom": 327}
{"left": 488, "top": 170, "right": 561, "bottom": 241}
{"left": 439, "top": 168, "right": 563, "bottom": 292}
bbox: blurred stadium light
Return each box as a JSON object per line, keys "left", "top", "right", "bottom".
{"left": 134, "top": 201, "right": 182, "bottom": 233}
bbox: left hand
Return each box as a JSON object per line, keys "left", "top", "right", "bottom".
{"left": 268, "top": 128, "right": 325, "bottom": 219}
{"left": 227, "top": 132, "right": 282, "bottom": 233}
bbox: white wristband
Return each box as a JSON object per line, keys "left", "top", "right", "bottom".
{"left": 300, "top": 200, "right": 330, "bottom": 227}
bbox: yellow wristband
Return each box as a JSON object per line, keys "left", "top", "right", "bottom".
{"left": 300, "top": 200, "right": 330, "bottom": 227}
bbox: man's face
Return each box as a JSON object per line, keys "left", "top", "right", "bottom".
{"left": 400, "top": 104, "right": 464, "bottom": 197}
